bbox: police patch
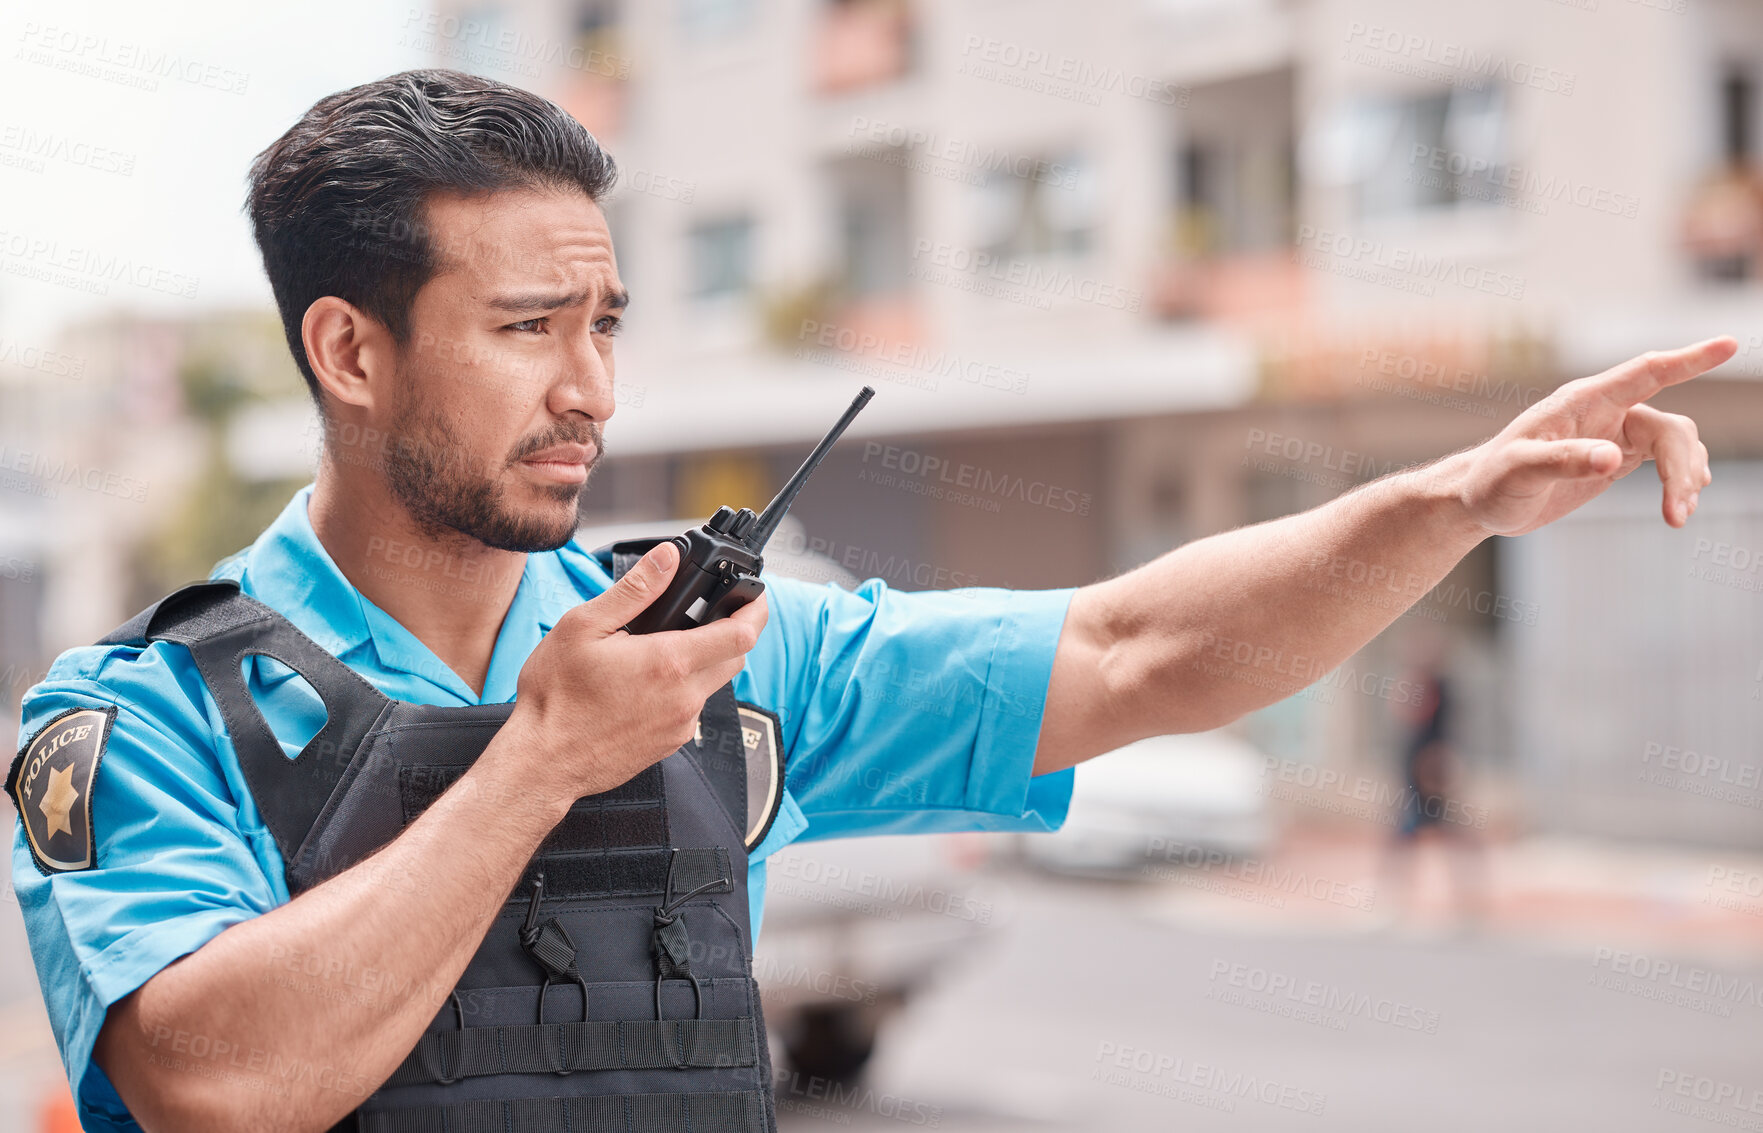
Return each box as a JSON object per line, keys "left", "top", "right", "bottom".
{"left": 7, "top": 706, "right": 114, "bottom": 873}
{"left": 736, "top": 701, "right": 784, "bottom": 851}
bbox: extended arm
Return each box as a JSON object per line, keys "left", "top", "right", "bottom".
{"left": 1033, "top": 337, "right": 1735, "bottom": 775}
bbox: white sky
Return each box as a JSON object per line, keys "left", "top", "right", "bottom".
{"left": 0, "top": 0, "right": 432, "bottom": 349}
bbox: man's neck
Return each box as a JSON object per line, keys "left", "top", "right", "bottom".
{"left": 308, "top": 466, "right": 524, "bottom": 698}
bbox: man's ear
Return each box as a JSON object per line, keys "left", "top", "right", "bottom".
{"left": 303, "top": 296, "right": 396, "bottom": 412}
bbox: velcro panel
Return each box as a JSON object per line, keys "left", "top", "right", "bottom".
{"left": 540, "top": 802, "right": 668, "bottom": 854}
{"left": 400, "top": 763, "right": 666, "bottom": 829}
{"left": 509, "top": 847, "right": 729, "bottom": 903}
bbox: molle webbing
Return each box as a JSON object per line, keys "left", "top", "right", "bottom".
{"left": 357, "top": 1090, "right": 768, "bottom": 1133}
{"left": 383, "top": 1016, "right": 759, "bottom": 1087}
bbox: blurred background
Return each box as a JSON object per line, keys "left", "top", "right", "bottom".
{"left": 4, "top": 0, "right": 1763, "bottom": 1128}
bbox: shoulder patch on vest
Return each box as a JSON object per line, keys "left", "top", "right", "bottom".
{"left": 8, "top": 705, "right": 115, "bottom": 873}
{"left": 735, "top": 702, "right": 784, "bottom": 851}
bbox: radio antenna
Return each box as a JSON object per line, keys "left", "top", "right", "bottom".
{"left": 743, "top": 386, "right": 875, "bottom": 552}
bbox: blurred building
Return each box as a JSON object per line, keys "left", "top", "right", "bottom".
{"left": 0, "top": 310, "right": 304, "bottom": 733}
{"left": 7, "top": 0, "right": 1758, "bottom": 849}
{"left": 404, "top": 0, "right": 1763, "bottom": 849}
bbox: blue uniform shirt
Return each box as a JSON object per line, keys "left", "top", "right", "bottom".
{"left": 9, "top": 485, "right": 1076, "bottom": 1131}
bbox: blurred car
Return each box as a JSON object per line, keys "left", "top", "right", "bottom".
{"left": 756, "top": 832, "right": 1004, "bottom": 1084}
{"left": 1016, "top": 730, "right": 1276, "bottom": 876}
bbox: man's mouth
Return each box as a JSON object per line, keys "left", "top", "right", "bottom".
{"left": 517, "top": 441, "right": 598, "bottom": 484}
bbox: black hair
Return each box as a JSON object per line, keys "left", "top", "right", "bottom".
{"left": 245, "top": 69, "right": 618, "bottom": 406}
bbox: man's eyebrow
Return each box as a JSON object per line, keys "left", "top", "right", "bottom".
{"left": 485, "top": 286, "right": 631, "bottom": 313}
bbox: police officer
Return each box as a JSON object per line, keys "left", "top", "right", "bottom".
{"left": 7, "top": 69, "right": 1729, "bottom": 1133}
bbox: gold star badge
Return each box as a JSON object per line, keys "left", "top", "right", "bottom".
{"left": 38, "top": 763, "right": 79, "bottom": 841}
{"left": 8, "top": 706, "right": 112, "bottom": 872}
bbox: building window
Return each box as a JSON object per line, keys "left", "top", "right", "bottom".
{"left": 972, "top": 150, "right": 1098, "bottom": 262}
{"left": 680, "top": 0, "right": 754, "bottom": 40}
{"left": 689, "top": 216, "right": 755, "bottom": 299}
{"left": 1682, "top": 64, "right": 1763, "bottom": 283}
{"left": 1311, "top": 86, "right": 1509, "bottom": 218}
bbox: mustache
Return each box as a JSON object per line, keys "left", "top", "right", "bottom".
{"left": 507, "top": 421, "right": 604, "bottom": 465}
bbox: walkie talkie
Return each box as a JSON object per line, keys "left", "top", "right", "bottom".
{"left": 624, "top": 386, "right": 875, "bottom": 634}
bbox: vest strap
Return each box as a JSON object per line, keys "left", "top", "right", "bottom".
{"left": 385, "top": 1016, "right": 758, "bottom": 1088}
{"left": 104, "top": 580, "right": 392, "bottom": 867}
{"left": 359, "top": 1088, "right": 767, "bottom": 1133}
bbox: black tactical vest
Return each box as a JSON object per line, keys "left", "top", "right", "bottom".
{"left": 98, "top": 540, "right": 784, "bottom": 1132}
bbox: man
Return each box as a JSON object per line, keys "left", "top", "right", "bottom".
{"left": 6, "top": 69, "right": 1728, "bottom": 1133}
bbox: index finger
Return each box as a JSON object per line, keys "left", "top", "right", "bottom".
{"left": 1591, "top": 337, "right": 1737, "bottom": 405}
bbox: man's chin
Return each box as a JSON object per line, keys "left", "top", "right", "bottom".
{"left": 503, "top": 489, "right": 584, "bottom": 552}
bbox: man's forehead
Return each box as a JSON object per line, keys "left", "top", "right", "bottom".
{"left": 422, "top": 187, "right": 619, "bottom": 288}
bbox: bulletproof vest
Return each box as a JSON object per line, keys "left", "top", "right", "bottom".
{"left": 97, "top": 540, "right": 784, "bottom": 1132}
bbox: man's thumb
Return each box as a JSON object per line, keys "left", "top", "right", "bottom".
{"left": 580, "top": 540, "right": 680, "bottom": 634}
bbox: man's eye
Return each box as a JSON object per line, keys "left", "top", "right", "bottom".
{"left": 594, "top": 315, "right": 623, "bottom": 337}
{"left": 507, "top": 317, "right": 548, "bottom": 334}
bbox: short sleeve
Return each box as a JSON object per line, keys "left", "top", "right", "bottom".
{"left": 732, "top": 575, "right": 1077, "bottom": 843}
{"left": 8, "top": 645, "right": 283, "bottom": 1132}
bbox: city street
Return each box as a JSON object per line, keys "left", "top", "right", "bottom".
{"left": 772, "top": 834, "right": 1763, "bottom": 1132}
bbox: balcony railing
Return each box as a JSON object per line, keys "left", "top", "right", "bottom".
{"left": 813, "top": 0, "right": 912, "bottom": 96}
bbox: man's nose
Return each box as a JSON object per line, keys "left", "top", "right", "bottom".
{"left": 549, "top": 333, "right": 616, "bottom": 421}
